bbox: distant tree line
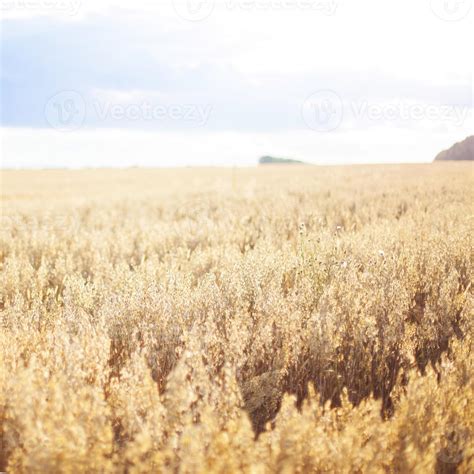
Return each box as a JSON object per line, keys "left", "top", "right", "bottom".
{"left": 258, "top": 156, "right": 305, "bottom": 165}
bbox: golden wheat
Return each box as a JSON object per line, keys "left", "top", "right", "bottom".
{"left": 0, "top": 163, "right": 473, "bottom": 473}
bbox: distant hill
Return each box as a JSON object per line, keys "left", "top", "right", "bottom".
{"left": 434, "top": 136, "right": 474, "bottom": 161}
{"left": 259, "top": 156, "right": 306, "bottom": 165}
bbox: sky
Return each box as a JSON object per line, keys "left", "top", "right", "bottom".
{"left": 0, "top": 0, "right": 473, "bottom": 167}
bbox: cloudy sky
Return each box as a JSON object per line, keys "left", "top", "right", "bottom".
{"left": 1, "top": 0, "right": 472, "bottom": 167}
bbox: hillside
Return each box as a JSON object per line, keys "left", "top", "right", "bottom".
{"left": 435, "top": 136, "right": 474, "bottom": 161}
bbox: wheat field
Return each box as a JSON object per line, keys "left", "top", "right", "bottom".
{"left": 0, "top": 163, "right": 473, "bottom": 473}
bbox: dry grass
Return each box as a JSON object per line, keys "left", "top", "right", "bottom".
{"left": 0, "top": 163, "right": 473, "bottom": 473}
